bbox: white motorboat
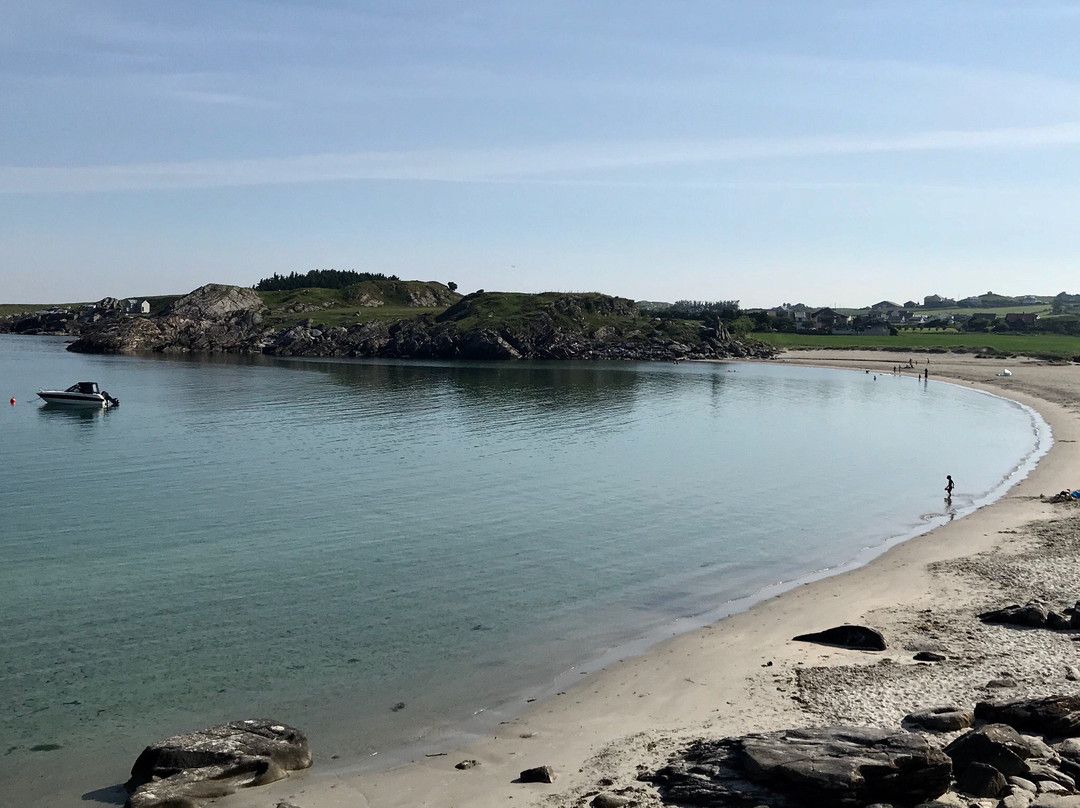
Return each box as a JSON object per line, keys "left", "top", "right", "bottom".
{"left": 38, "top": 381, "right": 120, "bottom": 407}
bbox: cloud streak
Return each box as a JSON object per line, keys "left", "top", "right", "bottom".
{"left": 3, "top": 121, "right": 1080, "bottom": 194}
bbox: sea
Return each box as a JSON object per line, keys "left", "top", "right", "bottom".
{"left": 0, "top": 334, "right": 1050, "bottom": 806}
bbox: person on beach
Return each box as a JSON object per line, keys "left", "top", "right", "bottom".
{"left": 945, "top": 475, "right": 954, "bottom": 499}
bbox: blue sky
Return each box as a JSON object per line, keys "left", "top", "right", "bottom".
{"left": 3, "top": 1, "right": 1080, "bottom": 306}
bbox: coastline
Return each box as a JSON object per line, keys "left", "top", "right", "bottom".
{"left": 222, "top": 349, "right": 1080, "bottom": 808}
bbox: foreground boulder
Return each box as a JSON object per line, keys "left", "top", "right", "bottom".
{"left": 976, "top": 695, "right": 1080, "bottom": 737}
{"left": 125, "top": 719, "right": 311, "bottom": 808}
{"left": 646, "top": 726, "right": 951, "bottom": 807}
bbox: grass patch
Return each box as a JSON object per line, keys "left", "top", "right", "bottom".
{"left": 753, "top": 331, "right": 1080, "bottom": 358}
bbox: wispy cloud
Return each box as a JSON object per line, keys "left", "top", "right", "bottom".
{"left": 3, "top": 122, "right": 1080, "bottom": 194}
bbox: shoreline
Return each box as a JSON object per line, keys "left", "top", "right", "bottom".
{"left": 220, "top": 349, "right": 1080, "bottom": 808}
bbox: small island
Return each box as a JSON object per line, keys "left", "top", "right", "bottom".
{"left": 0, "top": 274, "right": 776, "bottom": 362}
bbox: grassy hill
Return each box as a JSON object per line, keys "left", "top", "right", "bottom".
{"left": 258, "top": 280, "right": 459, "bottom": 327}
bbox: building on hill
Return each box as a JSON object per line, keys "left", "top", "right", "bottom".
{"left": 903, "top": 300, "right": 918, "bottom": 309}
{"left": 1005, "top": 312, "right": 1038, "bottom": 327}
{"left": 809, "top": 307, "right": 851, "bottom": 329}
{"left": 126, "top": 299, "right": 150, "bottom": 314}
{"left": 869, "top": 300, "right": 900, "bottom": 311}
{"left": 886, "top": 309, "right": 912, "bottom": 324}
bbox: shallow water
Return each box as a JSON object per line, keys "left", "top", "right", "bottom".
{"left": 0, "top": 335, "right": 1048, "bottom": 804}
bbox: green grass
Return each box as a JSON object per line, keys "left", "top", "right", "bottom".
{"left": 753, "top": 330, "right": 1080, "bottom": 357}
{"left": 0, "top": 303, "right": 79, "bottom": 315}
{"left": 263, "top": 305, "right": 447, "bottom": 328}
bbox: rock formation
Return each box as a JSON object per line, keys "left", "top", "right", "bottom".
{"left": 58, "top": 285, "right": 777, "bottom": 362}
{"left": 792, "top": 625, "right": 888, "bottom": 651}
{"left": 124, "top": 718, "right": 310, "bottom": 808}
{"left": 647, "top": 694, "right": 1080, "bottom": 807}
{"left": 647, "top": 726, "right": 952, "bottom": 806}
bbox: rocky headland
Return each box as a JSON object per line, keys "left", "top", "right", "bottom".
{"left": 2, "top": 283, "right": 776, "bottom": 361}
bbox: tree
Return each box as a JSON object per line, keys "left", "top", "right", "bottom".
{"left": 448, "top": 281, "right": 458, "bottom": 292}
{"left": 730, "top": 315, "right": 755, "bottom": 337}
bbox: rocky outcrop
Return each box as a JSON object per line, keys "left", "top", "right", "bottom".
{"left": 69, "top": 284, "right": 272, "bottom": 354}
{"left": 976, "top": 695, "right": 1080, "bottom": 738}
{"left": 904, "top": 705, "right": 974, "bottom": 732}
{"left": 164, "top": 284, "right": 264, "bottom": 320}
{"left": 647, "top": 726, "right": 952, "bottom": 807}
{"left": 647, "top": 695, "right": 1080, "bottom": 807}
{"left": 125, "top": 718, "right": 310, "bottom": 808}
{"left": 980, "top": 600, "right": 1080, "bottom": 631}
{"left": 67, "top": 287, "right": 777, "bottom": 362}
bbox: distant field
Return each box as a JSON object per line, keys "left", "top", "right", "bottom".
{"left": 753, "top": 331, "right": 1080, "bottom": 357}
{"left": 0, "top": 303, "right": 71, "bottom": 316}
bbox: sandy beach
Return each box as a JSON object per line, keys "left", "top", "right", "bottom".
{"left": 221, "top": 350, "right": 1080, "bottom": 808}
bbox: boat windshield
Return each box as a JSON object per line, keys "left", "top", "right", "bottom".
{"left": 69, "top": 382, "right": 100, "bottom": 393}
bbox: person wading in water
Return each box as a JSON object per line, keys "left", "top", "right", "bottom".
{"left": 945, "top": 475, "right": 955, "bottom": 501}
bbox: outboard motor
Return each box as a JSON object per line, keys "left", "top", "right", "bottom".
{"left": 103, "top": 391, "right": 120, "bottom": 407}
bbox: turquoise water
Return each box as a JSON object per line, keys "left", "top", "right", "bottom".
{"left": 0, "top": 335, "right": 1048, "bottom": 805}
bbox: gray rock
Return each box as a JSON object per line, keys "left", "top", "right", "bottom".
{"left": 1040, "top": 781, "right": 1070, "bottom": 795}
{"left": 905, "top": 705, "right": 974, "bottom": 732}
{"left": 167, "top": 284, "right": 266, "bottom": 320}
{"left": 591, "top": 794, "right": 630, "bottom": 808}
{"left": 1032, "top": 796, "right": 1080, "bottom": 808}
{"left": 976, "top": 695, "right": 1080, "bottom": 737}
{"left": 519, "top": 765, "right": 556, "bottom": 783}
{"left": 979, "top": 603, "right": 1052, "bottom": 629}
{"left": 914, "top": 651, "right": 947, "bottom": 662}
{"left": 1003, "top": 791, "right": 1036, "bottom": 808}
{"left": 956, "top": 761, "right": 1008, "bottom": 798}
{"left": 647, "top": 725, "right": 951, "bottom": 807}
{"left": 125, "top": 719, "right": 310, "bottom": 808}
{"left": 1055, "top": 739, "right": 1080, "bottom": 761}
{"left": 1026, "top": 762, "right": 1076, "bottom": 790}
{"left": 455, "top": 759, "right": 480, "bottom": 770}
{"left": 945, "top": 725, "right": 1031, "bottom": 779}
{"left": 1011, "top": 776, "right": 1040, "bottom": 792}
{"left": 791, "top": 625, "right": 888, "bottom": 651}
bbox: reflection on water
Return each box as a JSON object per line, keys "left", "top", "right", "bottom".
{"left": 37, "top": 403, "right": 113, "bottom": 422}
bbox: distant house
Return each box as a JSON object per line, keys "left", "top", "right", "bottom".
{"left": 870, "top": 300, "right": 901, "bottom": 311}
{"left": 967, "top": 312, "right": 999, "bottom": 327}
{"left": 1018, "top": 296, "right": 1043, "bottom": 306}
{"left": 809, "top": 307, "right": 851, "bottom": 329}
{"left": 903, "top": 300, "right": 919, "bottom": 309}
{"left": 1005, "top": 312, "right": 1039, "bottom": 326}
{"left": 886, "top": 310, "right": 912, "bottom": 324}
{"left": 126, "top": 299, "right": 151, "bottom": 314}
{"left": 861, "top": 323, "right": 891, "bottom": 335}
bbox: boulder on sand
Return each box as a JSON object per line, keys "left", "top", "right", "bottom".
{"left": 647, "top": 725, "right": 951, "bottom": 807}
{"left": 792, "top": 625, "right": 888, "bottom": 651}
{"left": 125, "top": 719, "right": 311, "bottom": 808}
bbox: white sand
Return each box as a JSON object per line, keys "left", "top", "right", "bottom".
{"left": 227, "top": 351, "right": 1080, "bottom": 808}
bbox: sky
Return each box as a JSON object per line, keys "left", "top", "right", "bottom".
{"left": 3, "top": 1, "right": 1080, "bottom": 307}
